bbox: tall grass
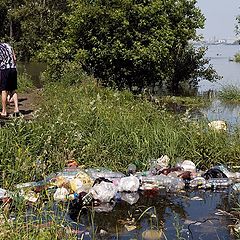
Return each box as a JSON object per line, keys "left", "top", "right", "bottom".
{"left": 1, "top": 78, "right": 240, "bottom": 188}
{"left": 0, "top": 202, "right": 77, "bottom": 240}
{"left": 218, "top": 85, "right": 240, "bottom": 103}
{"left": 17, "top": 71, "right": 35, "bottom": 93}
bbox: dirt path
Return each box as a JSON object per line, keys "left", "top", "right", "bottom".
{"left": 3, "top": 89, "right": 43, "bottom": 121}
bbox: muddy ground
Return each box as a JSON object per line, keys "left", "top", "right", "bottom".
{"left": 4, "top": 89, "right": 43, "bottom": 120}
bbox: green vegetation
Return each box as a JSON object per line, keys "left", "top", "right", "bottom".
{"left": 234, "top": 52, "right": 240, "bottom": 63}
{"left": 59, "top": 0, "right": 216, "bottom": 93}
{"left": 1, "top": 79, "right": 240, "bottom": 188}
{"left": 218, "top": 85, "right": 240, "bottom": 103}
{"left": 0, "top": 200, "right": 77, "bottom": 239}
{"left": 0, "top": 0, "right": 219, "bottom": 93}
{"left": 0, "top": 1, "right": 239, "bottom": 237}
{"left": 0, "top": 76, "right": 239, "bottom": 239}
{"left": 154, "top": 95, "right": 211, "bottom": 108}
{"left": 17, "top": 72, "right": 35, "bottom": 93}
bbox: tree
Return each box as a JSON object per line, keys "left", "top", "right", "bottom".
{"left": 0, "top": 0, "right": 68, "bottom": 61}
{"left": 62, "top": 0, "right": 217, "bottom": 93}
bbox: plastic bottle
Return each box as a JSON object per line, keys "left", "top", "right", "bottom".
{"left": 85, "top": 168, "right": 125, "bottom": 180}
{"left": 189, "top": 177, "right": 206, "bottom": 188}
{"left": 232, "top": 183, "right": 240, "bottom": 192}
{"left": 56, "top": 168, "right": 83, "bottom": 180}
{"left": 67, "top": 193, "right": 79, "bottom": 201}
{"left": 206, "top": 178, "right": 232, "bottom": 189}
{"left": 15, "top": 180, "right": 49, "bottom": 189}
{"left": 81, "top": 192, "right": 93, "bottom": 205}
{"left": 140, "top": 175, "right": 185, "bottom": 191}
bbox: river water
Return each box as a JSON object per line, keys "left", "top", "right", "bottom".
{"left": 199, "top": 44, "right": 240, "bottom": 92}
{"left": 198, "top": 44, "right": 240, "bottom": 128}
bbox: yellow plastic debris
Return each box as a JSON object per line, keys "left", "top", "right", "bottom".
{"left": 142, "top": 229, "right": 163, "bottom": 240}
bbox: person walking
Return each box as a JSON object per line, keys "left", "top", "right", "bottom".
{"left": 0, "top": 42, "right": 19, "bottom": 117}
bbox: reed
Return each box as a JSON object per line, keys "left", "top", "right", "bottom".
{"left": 218, "top": 85, "right": 240, "bottom": 103}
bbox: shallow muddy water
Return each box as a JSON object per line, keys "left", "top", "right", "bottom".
{"left": 24, "top": 188, "right": 239, "bottom": 240}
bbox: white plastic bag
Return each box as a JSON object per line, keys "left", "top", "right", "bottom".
{"left": 90, "top": 181, "right": 117, "bottom": 202}
{"left": 118, "top": 176, "right": 140, "bottom": 192}
{"left": 53, "top": 187, "right": 69, "bottom": 201}
{"left": 0, "top": 188, "right": 7, "bottom": 199}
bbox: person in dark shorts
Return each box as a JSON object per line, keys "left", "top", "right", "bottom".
{"left": 0, "top": 42, "right": 19, "bottom": 117}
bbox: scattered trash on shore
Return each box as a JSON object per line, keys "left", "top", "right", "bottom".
{"left": 1, "top": 155, "right": 239, "bottom": 207}
{"left": 0, "top": 155, "right": 239, "bottom": 238}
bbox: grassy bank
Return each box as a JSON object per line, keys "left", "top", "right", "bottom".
{"left": 0, "top": 76, "right": 240, "bottom": 239}
{"left": 1, "top": 78, "right": 240, "bottom": 188}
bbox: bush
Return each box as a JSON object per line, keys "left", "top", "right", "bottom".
{"left": 234, "top": 52, "right": 240, "bottom": 62}
{"left": 39, "top": 0, "right": 219, "bottom": 93}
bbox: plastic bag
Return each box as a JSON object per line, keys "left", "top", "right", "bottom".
{"left": 118, "top": 176, "right": 140, "bottom": 192}
{"left": 90, "top": 181, "right": 117, "bottom": 202}
{"left": 0, "top": 188, "right": 7, "bottom": 199}
{"left": 53, "top": 187, "right": 69, "bottom": 201}
{"left": 180, "top": 160, "right": 196, "bottom": 172}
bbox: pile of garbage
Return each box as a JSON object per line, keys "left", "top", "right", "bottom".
{"left": 0, "top": 156, "right": 240, "bottom": 211}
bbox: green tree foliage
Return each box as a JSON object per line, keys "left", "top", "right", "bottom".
{"left": 0, "top": 0, "right": 9, "bottom": 37}
{"left": 0, "top": 0, "right": 218, "bottom": 93}
{"left": 62, "top": 0, "right": 217, "bottom": 93}
{"left": 16, "top": 0, "right": 68, "bottom": 61}
{"left": 0, "top": 0, "right": 68, "bottom": 61}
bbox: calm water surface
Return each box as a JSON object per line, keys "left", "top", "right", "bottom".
{"left": 198, "top": 44, "right": 240, "bottom": 127}
{"left": 17, "top": 61, "right": 46, "bottom": 88}
{"left": 25, "top": 189, "right": 236, "bottom": 240}
{"left": 199, "top": 44, "right": 240, "bottom": 92}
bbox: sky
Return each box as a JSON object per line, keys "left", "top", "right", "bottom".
{"left": 196, "top": 0, "right": 240, "bottom": 41}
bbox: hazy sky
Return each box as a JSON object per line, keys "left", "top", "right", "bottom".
{"left": 197, "top": 0, "right": 239, "bottom": 40}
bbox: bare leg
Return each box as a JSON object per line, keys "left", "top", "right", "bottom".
{"left": 1, "top": 90, "right": 8, "bottom": 116}
{"left": 11, "top": 91, "right": 19, "bottom": 113}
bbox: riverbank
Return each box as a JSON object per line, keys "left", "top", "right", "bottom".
{"left": 0, "top": 78, "right": 239, "bottom": 239}
{"left": 1, "top": 79, "right": 240, "bottom": 185}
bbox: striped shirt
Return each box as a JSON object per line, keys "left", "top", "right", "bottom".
{"left": 0, "top": 43, "right": 16, "bottom": 70}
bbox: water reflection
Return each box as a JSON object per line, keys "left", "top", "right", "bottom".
{"left": 23, "top": 189, "right": 235, "bottom": 239}
{"left": 202, "top": 99, "right": 240, "bottom": 129}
